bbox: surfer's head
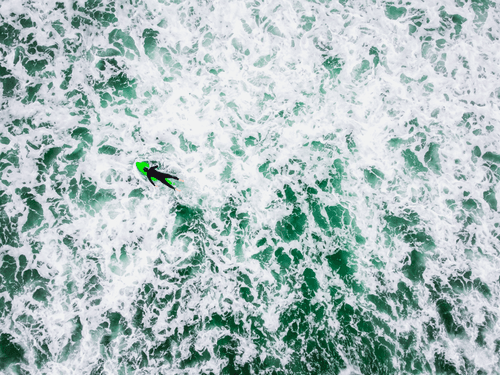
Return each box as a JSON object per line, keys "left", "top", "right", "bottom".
{"left": 143, "top": 167, "right": 149, "bottom": 172}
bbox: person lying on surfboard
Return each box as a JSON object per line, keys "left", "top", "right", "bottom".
{"left": 143, "top": 166, "right": 184, "bottom": 191}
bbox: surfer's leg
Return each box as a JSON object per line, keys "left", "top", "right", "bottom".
{"left": 164, "top": 173, "right": 179, "bottom": 180}
{"left": 170, "top": 175, "right": 184, "bottom": 182}
{"left": 160, "top": 178, "right": 175, "bottom": 190}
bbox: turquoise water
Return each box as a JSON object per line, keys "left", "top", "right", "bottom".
{"left": 1, "top": 0, "right": 500, "bottom": 373}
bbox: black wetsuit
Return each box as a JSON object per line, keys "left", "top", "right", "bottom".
{"left": 146, "top": 166, "right": 179, "bottom": 190}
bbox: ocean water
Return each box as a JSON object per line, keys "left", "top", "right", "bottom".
{"left": 1, "top": 0, "right": 500, "bottom": 374}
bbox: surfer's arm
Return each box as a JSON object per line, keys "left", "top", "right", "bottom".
{"left": 148, "top": 176, "right": 155, "bottom": 186}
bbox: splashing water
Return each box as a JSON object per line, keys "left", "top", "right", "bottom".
{"left": 1, "top": 0, "right": 500, "bottom": 374}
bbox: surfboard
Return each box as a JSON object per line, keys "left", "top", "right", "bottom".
{"left": 135, "top": 162, "right": 174, "bottom": 186}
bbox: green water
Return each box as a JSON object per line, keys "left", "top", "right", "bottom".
{"left": 1, "top": 0, "right": 500, "bottom": 374}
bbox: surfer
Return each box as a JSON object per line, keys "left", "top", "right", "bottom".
{"left": 143, "top": 166, "right": 184, "bottom": 192}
